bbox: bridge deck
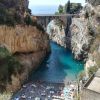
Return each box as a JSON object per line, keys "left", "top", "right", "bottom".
{"left": 33, "top": 14, "right": 74, "bottom": 17}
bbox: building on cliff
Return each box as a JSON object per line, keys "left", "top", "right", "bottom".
{"left": 81, "top": 69, "right": 100, "bottom": 100}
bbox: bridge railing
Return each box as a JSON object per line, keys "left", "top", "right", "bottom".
{"left": 33, "top": 14, "right": 79, "bottom": 17}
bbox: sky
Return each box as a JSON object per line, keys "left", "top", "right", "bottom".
{"left": 29, "top": 0, "right": 86, "bottom": 14}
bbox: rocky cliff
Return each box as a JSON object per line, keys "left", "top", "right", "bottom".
{"left": 0, "top": 25, "right": 49, "bottom": 91}
{"left": 0, "top": 25, "right": 49, "bottom": 54}
{"left": 84, "top": 2, "right": 100, "bottom": 77}
{"left": 70, "top": 18, "right": 93, "bottom": 60}
{"left": 86, "top": 0, "right": 100, "bottom": 6}
{"left": 0, "top": 0, "right": 50, "bottom": 92}
{"left": 0, "top": 24, "right": 50, "bottom": 92}
{"left": 74, "top": 1, "right": 100, "bottom": 77}
{"left": 47, "top": 19, "right": 67, "bottom": 47}
{"left": 0, "top": 0, "right": 29, "bottom": 25}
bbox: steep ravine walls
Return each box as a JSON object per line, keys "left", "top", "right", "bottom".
{"left": 46, "top": 16, "right": 92, "bottom": 61}
{"left": 84, "top": 2, "right": 100, "bottom": 77}
{"left": 46, "top": 2, "right": 100, "bottom": 78}
{"left": 70, "top": 1, "right": 100, "bottom": 77}
{"left": 46, "top": 16, "right": 72, "bottom": 48}
{"left": 0, "top": 0, "right": 50, "bottom": 92}
{"left": 70, "top": 18, "right": 93, "bottom": 61}
{"left": 47, "top": 19, "right": 66, "bottom": 47}
{"left": 0, "top": 25, "right": 50, "bottom": 92}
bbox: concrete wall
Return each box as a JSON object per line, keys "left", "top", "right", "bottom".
{"left": 81, "top": 89, "right": 100, "bottom": 100}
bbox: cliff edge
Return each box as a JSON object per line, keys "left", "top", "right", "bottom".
{"left": 0, "top": 0, "right": 50, "bottom": 92}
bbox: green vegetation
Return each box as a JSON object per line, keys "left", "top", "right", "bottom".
{"left": 0, "top": 7, "right": 15, "bottom": 26}
{"left": 24, "top": 15, "right": 33, "bottom": 26}
{"left": 84, "top": 11, "right": 89, "bottom": 19}
{"left": 88, "top": 66, "right": 98, "bottom": 77}
{"left": 66, "top": 3, "right": 82, "bottom": 14}
{"left": 87, "top": 22, "right": 95, "bottom": 36}
{"left": 66, "top": 0, "right": 70, "bottom": 13}
{"left": 0, "top": 0, "right": 20, "bottom": 26}
{"left": 89, "top": 25, "right": 100, "bottom": 68}
{"left": 0, "top": 0, "right": 45, "bottom": 30}
{"left": 58, "top": 5, "right": 64, "bottom": 14}
{"left": 55, "top": 19, "right": 64, "bottom": 30}
{"left": 55, "top": 1, "right": 82, "bottom": 14}
{"left": 0, "top": 0, "right": 32, "bottom": 26}
{"left": 87, "top": 22, "right": 100, "bottom": 77}
{"left": 78, "top": 71, "right": 86, "bottom": 81}
{"left": 0, "top": 46, "right": 22, "bottom": 92}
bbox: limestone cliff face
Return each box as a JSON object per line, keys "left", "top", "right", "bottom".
{"left": 0, "top": 0, "right": 50, "bottom": 92}
{"left": 0, "top": 0, "right": 29, "bottom": 25}
{"left": 70, "top": 2, "right": 100, "bottom": 76}
{"left": 70, "top": 18, "right": 92, "bottom": 60}
{"left": 84, "top": 1, "right": 100, "bottom": 77}
{"left": 0, "top": 25, "right": 49, "bottom": 54}
{"left": 86, "top": 0, "right": 100, "bottom": 6}
{"left": 0, "top": 24, "right": 50, "bottom": 91}
{"left": 70, "top": 0, "right": 100, "bottom": 61}
{"left": 47, "top": 19, "right": 66, "bottom": 47}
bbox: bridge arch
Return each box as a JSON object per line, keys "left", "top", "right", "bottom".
{"left": 35, "top": 15, "right": 72, "bottom": 31}
{"left": 35, "top": 15, "right": 73, "bottom": 48}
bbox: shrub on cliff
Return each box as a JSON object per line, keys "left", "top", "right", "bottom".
{"left": 88, "top": 66, "right": 98, "bottom": 77}
{"left": 0, "top": 7, "right": 16, "bottom": 26}
{"left": 87, "top": 23, "right": 95, "bottom": 36}
{"left": 58, "top": 5, "right": 64, "bottom": 14}
{"left": 0, "top": 47, "right": 22, "bottom": 92}
{"left": 55, "top": 2, "right": 82, "bottom": 14}
{"left": 66, "top": 0, "right": 70, "bottom": 13}
{"left": 78, "top": 71, "right": 86, "bottom": 80}
{"left": 84, "top": 11, "right": 89, "bottom": 19}
{"left": 0, "top": 0, "right": 29, "bottom": 26}
{"left": 24, "top": 15, "right": 33, "bottom": 26}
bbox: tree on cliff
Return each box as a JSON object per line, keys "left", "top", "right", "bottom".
{"left": 0, "top": 0, "right": 31, "bottom": 26}
{"left": 66, "top": 0, "right": 70, "bottom": 13}
{"left": 55, "top": 0, "right": 82, "bottom": 14}
{"left": 70, "top": 3, "right": 82, "bottom": 14}
{"left": 58, "top": 5, "right": 64, "bottom": 14}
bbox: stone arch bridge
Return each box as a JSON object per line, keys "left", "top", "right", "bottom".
{"left": 34, "top": 14, "right": 75, "bottom": 30}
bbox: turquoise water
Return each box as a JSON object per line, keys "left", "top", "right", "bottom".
{"left": 29, "top": 41, "right": 84, "bottom": 82}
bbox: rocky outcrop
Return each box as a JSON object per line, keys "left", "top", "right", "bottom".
{"left": 68, "top": 0, "right": 100, "bottom": 61}
{"left": 83, "top": 2, "right": 100, "bottom": 77}
{"left": 0, "top": 24, "right": 50, "bottom": 92}
{"left": 0, "top": 0, "right": 29, "bottom": 9}
{"left": 0, "top": 0, "right": 29, "bottom": 25}
{"left": 70, "top": 1, "right": 100, "bottom": 77}
{"left": 85, "top": 53, "right": 96, "bottom": 77}
{"left": 70, "top": 18, "right": 92, "bottom": 60}
{"left": 0, "top": 0, "right": 50, "bottom": 93}
{"left": 47, "top": 19, "right": 66, "bottom": 47}
{"left": 0, "top": 24, "right": 50, "bottom": 91}
{"left": 86, "top": 0, "right": 100, "bottom": 6}
{"left": 0, "top": 25, "right": 49, "bottom": 54}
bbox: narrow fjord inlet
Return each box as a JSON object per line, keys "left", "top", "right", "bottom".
{"left": 29, "top": 41, "right": 84, "bottom": 83}
{"left": 12, "top": 41, "right": 84, "bottom": 100}
{"left": 0, "top": 0, "right": 100, "bottom": 99}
